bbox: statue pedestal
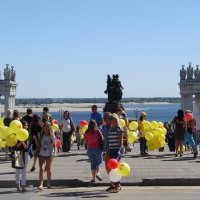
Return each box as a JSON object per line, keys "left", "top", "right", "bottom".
{"left": 103, "top": 101, "right": 124, "bottom": 113}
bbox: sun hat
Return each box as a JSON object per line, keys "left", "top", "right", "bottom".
{"left": 141, "top": 112, "right": 147, "bottom": 116}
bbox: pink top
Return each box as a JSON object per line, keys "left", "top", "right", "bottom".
{"left": 84, "top": 129, "right": 103, "bottom": 149}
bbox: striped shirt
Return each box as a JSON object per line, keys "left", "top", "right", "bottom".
{"left": 108, "top": 127, "right": 122, "bottom": 150}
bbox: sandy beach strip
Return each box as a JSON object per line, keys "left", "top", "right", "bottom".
{"left": 0, "top": 102, "right": 173, "bottom": 113}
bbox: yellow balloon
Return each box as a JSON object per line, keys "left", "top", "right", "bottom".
{"left": 79, "top": 127, "right": 84, "bottom": 135}
{"left": 16, "top": 129, "right": 29, "bottom": 142}
{"left": 117, "top": 162, "right": 131, "bottom": 176}
{"left": 127, "top": 131, "right": 137, "bottom": 143}
{"left": 178, "top": 145, "right": 185, "bottom": 152}
{"left": 71, "top": 135, "right": 76, "bottom": 144}
{"left": 0, "top": 117, "right": 4, "bottom": 126}
{"left": 160, "top": 141, "right": 166, "bottom": 148}
{"left": 52, "top": 124, "right": 59, "bottom": 132}
{"left": 9, "top": 120, "right": 22, "bottom": 133}
{"left": 129, "top": 121, "right": 138, "bottom": 130}
{"left": 162, "top": 128, "right": 167, "bottom": 135}
{"left": 150, "top": 121, "right": 158, "bottom": 130}
{"left": 5, "top": 134, "right": 17, "bottom": 147}
{"left": 148, "top": 145, "right": 156, "bottom": 151}
{"left": 82, "top": 125, "right": 88, "bottom": 133}
{"left": 143, "top": 121, "right": 151, "bottom": 130}
{"left": 119, "top": 119, "right": 126, "bottom": 128}
{"left": 0, "top": 126, "right": 12, "bottom": 139}
{"left": 0, "top": 140, "right": 6, "bottom": 148}
{"left": 157, "top": 122, "right": 164, "bottom": 128}
{"left": 154, "top": 128, "right": 163, "bottom": 135}
{"left": 146, "top": 138, "right": 156, "bottom": 151}
{"left": 145, "top": 132, "right": 153, "bottom": 141}
{"left": 158, "top": 134, "right": 165, "bottom": 141}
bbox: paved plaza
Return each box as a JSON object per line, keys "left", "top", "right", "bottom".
{"left": 1, "top": 186, "right": 200, "bottom": 200}
{"left": 1, "top": 143, "right": 200, "bottom": 188}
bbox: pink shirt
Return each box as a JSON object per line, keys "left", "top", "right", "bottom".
{"left": 84, "top": 129, "right": 103, "bottom": 149}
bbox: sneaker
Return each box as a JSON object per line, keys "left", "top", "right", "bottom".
{"left": 38, "top": 185, "right": 43, "bottom": 191}
{"left": 30, "top": 167, "right": 36, "bottom": 172}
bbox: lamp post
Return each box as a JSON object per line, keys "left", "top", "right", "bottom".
{"left": 134, "top": 108, "right": 140, "bottom": 121}
{"left": 59, "top": 109, "right": 63, "bottom": 123}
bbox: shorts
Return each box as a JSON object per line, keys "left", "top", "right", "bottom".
{"left": 87, "top": 148, "right": 102, "bottom": 170}
{"left": 33, "top": 149, "right": 40, "bottom": 157}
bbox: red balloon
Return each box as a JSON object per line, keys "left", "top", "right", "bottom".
{"left": 53, "top": 120, "right": 58, "bottom": 124}
{"left": 107, "top": 159, "right": 119, "bottom": 170}
{"left": 80, "top": 120, "right": 88, "bottom": 127}
{"left": 185, "top": 113, "right": 193, "bottom": 122}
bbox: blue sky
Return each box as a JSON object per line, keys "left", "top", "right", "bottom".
{"left": 0, "top": 0, "right": 200, "bottom": 98}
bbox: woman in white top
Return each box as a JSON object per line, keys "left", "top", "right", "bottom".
{"left": 61, "top": 110, "right": 75, "bottom": 152}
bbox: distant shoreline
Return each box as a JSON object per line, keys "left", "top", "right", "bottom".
{"left": 3, "top": 102, "right": 179, "bottom": 113}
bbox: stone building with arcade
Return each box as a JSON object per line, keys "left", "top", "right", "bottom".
{"left": 179, "top": 62, "right": 200, "bottom": 112}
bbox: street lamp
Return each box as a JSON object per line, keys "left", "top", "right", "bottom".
{"left": 59, "top": 109, "right": 63, "bottom": 123}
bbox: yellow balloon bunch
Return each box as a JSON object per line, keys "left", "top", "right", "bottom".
{"left": 144, "top": 120, "right": 167, "bottom": 151}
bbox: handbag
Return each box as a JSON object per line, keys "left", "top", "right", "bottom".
{"left": 98, "top": 135, "right": 104, "bottom": 151}
{"left": 12, "top": 151, "right": 25, "bottom": 169}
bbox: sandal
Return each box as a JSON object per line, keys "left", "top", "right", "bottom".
{"left": 106, "top": 185, "right": 115, "bottom": 192}
{"left": 110, "top": 185, "right": 121, "bottom": 193}
{"left": 90, "top": 179, "right": 95, "bottom": 183}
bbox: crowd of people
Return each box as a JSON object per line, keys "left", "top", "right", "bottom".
{"left": 1, "top": 105, "right": 200, "bottom": 193}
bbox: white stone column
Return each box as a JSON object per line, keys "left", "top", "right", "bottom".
{"left": 4, "top": 94, "right": 15, "bottom": 113}
{"left": 181, "top": 94, "right": 193, "bottom": 112}
{"left": 4, "top": 94, "right": 9, "bottom": 113}
{"left": 194, "top": 94, "right": 200, "bottom": 112}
